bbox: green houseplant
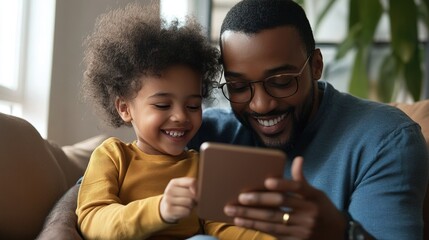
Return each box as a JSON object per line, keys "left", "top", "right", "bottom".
{"left": 311, "top": 0, "right": 428, "bottom": 102}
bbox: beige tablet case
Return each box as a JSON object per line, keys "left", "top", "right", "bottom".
{"left": 196, "top": 142, "right": 286, "bottom": 223}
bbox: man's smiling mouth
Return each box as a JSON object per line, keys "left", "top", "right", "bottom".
{"left": 255, "top": 113, "right": 288, "bottom": 127}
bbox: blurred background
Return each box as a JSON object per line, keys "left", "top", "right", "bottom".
{"left": 0, "top": 0, "right": 427, "bottom": 146}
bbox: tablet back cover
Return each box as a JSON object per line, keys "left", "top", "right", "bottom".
{"left": 196, "top": 142, "right": 286, "bottom": 223}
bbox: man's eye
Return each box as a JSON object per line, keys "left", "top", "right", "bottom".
{"left": 266, "top": 75, "right": 294, "bottom": 88}
{"left": 226, "top": 81, "right": 249, "bottom": 93}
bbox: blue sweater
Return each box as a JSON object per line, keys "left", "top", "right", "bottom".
{"left": 189, "top": 82, "right": 429, "bottom": 240}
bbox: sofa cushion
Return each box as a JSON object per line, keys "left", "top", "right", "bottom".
{"left": 47, "top": 135, "right": 108, "bottom": 188}
{"left": 391, "top": 99, "right": 429, "bottom": 147}
{"left": 0, "top": 113, "right": 68, "bottom": 239}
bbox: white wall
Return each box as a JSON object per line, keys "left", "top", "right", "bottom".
{"left": 47, "top": 0, "right": 158, "bottom": 146}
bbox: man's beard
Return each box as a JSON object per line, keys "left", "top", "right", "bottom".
{"left": 233, "top": 108, "right": 303, "bottom": 150}
{"left": 231, "top": 84, "right": 316, "bottom": 151}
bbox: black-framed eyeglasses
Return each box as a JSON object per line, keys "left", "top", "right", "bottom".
{"left": 217, "top": 55, "right": 311, "bottom": 103}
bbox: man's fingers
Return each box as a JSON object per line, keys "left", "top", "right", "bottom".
{"left": 263, "top": 156, "right": 317, "bottom": 199}
{"left": 291, "top": 156, "right": 305, "bottom": 182}
{"left": 223, "top": 204, "right": 316, "bottom": 239}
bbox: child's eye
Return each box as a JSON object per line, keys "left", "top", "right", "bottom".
{"left": 187, "top": 105, "right": 201, "bottom": 111}
{"left": 153, "top": 104, "right": 170, "bottom": 109}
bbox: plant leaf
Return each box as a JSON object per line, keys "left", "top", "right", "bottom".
{"left": 377, "top": 54, "right": 399, "bottom": 102}
{"left": 294, "top": 0, "right": 305, "bottom": 7}
{"left": 336, "top": 0, "right": 382, "bottom": 60}
{"left": 389, "top": 0, "right": 418, "bottom": 63}
{"left": 335, "top": 24, "right": 361, "bottom": 60}
{"left": 349, "top": 48, "right": 369, "bottom": 98}
{"left": 359, "top": 0, "right": 383, "bottom": 45}
{"left": 418, "top": 0, "right": 429, "bottom": 29}
{"left": 314, "top": 0, "right": 337, "bottom": 32}
{"left": 424, "top": 0, "right": 429, "bottom": 16}
{"left": 404, "top": 47, "right": 422, "bottom": 101}
{"left": 349, "top": 0, "right": 360, "bottom": 29}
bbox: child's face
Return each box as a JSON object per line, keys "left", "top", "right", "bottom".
{"left": 118, "top": 65, "right": 203, "bottom": 156}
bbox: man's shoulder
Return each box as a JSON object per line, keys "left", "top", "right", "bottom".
{"left": 318, "top": 87, "right": 423, "bottom": 151}
{"left": 347, "top": 98, "right": 416, "bottom": 130}
{"left": 326, "top": 86, "right": 417, "bottom": 131}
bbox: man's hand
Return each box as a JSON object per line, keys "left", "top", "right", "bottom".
{"left": 224, "top": 156, "right": 348, "bottom": 240}
{"left": 160, "top": 177, "right": 197, "bottom": 223}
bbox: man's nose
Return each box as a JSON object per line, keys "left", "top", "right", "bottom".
{"left": 249, "top": 84, "right": 277, "bottom": 114}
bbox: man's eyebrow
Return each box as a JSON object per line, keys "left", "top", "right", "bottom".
{"left": 265, "top": 64, "right": 299, "bottom": 75}
{"left": 224, "top": 64, "right": 298, "bottom": 79}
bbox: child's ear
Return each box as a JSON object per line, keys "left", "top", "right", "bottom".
{"left": 115, "top": 97, "right": 132, "bottom": 122}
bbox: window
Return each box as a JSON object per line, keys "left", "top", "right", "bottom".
{"left": 0, "top": 0, "right": 26, "bottom": 116}
{"left": 0, "top": 0, "right": 56, "bottom": 137}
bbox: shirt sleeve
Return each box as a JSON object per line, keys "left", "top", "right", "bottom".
{"left": 76, "top": 142, "right": 172, "bottom": 239}
{"left": 349, "top": 123, "right": 429, "bottom": 239}
{"left": 204, "top": 221, "right": 276, "bottom": 240}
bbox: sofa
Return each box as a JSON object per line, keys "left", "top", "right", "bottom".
{"left": 0, "top": 100, "right": 428, "bottom": 240}
{"left": 0, "top": 113, "right": 108, "bottom": 240}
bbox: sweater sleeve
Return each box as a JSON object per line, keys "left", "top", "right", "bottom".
{"left": 349, "top": 123, "right": 429, "bottom": 239}
{"left": 204, "top": 221, "right": 276, "bottom": 240}
{"left": 76, "top": 141, "right": 172, "bottom": 239}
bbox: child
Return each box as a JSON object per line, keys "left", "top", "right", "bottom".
{"left": 76, "top": 3, "right": 275, "bottom": 240}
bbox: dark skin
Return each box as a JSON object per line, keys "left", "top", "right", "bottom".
{"left": 220, "top": 27, "right": 373, "bottom": 239}
{"left": 36, "top": 184, "right": 83, "bottom": 240}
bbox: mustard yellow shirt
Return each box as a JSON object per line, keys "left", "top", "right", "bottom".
{"left": 76, "top": 137, "right": 274, "bottom": 240}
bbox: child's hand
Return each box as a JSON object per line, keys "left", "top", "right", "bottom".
{"left": 160, "top": 177, "right": 197, "bottom": 223}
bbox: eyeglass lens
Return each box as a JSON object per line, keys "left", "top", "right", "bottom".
{"left": 221, "top": 75, "right": 298, "bottom": 103}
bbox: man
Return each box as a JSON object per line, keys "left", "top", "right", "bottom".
{"left": 38, "top": 0, "right": 428, "bottom": 239}
{"left": 190, "top": 0, "right": 428, "bottom": 239}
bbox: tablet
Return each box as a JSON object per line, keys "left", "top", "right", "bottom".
{"left": 196, "top": 142, "right": 286, "bottom": 223}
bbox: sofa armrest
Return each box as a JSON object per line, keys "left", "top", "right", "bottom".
{"left": 47, "top": 135, "right": 109, "bottom": 188}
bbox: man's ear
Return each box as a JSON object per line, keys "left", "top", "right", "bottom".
{"left": 311, "top": 48, "right": 323, "bottom": 81}
{"left": 115, "top": 97, "right": 132, "bottom": 122}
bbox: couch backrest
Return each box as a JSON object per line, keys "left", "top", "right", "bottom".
{"left": 0, "top": 113, "right": 69, "bottom": 239}
{"left": 392, "top": 100, "right": 429, "bottom": 147}
{"left": 392, "top": 99, "right": 429, "bottom": 240}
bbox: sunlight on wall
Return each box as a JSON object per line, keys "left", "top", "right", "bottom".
{"left": 160, "top": 0, "right": 189, "bottom": 23}
{"left": 0, "top": 0, "right": 23, "bottom": 90}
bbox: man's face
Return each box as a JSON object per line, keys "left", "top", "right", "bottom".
{"left": 220, "top": 26, "right": 323, "bottom": 148}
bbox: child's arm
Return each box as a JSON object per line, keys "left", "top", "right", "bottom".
{"left": 204, "top": 221, "right": 277, "bottom": 240}
{"left": 76, "top": 143, "right": 173, "bottom": 239}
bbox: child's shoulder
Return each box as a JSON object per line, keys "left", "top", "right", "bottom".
{"left": 96, "top": 137, "right": 130, "bottom": 151}
{"left": 102, "top": 136, "right": 124, "bottom": 145}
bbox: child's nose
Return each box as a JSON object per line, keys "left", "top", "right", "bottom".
{"left": 170, "top": 108, "right": 188, "bottom": 122}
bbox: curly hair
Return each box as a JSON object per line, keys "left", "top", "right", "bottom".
{"left": 81, "top": 3, "right": 221, "bottom": 128}
{"left": 220, "top": 0, "right": 315, "bottom": 57}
